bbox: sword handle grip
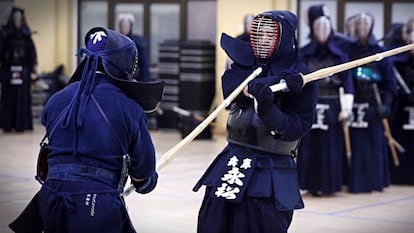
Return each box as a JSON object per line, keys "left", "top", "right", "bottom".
{"left": 270, "top": 82, "right": 287, "bottom": 92}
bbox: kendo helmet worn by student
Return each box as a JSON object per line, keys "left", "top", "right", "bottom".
{"left": 307, "top": 4, "right": 329, "bottom": 38}
{"left": 82, "top": 27, "right": 138, "bottom": 81}
{"left": 249, "top": 10, "right": 298, "bottom": 62}
{"left": 354, "top": 13, "right": 375, "bottom": 43}
{"left": 402, "top": 17, "right": 414, "bottom": 44}
{"left": 4, "top": 7, "right": 31, "bottom": 34}
{"left": 68, "top": 27, "right": 164, "bottom": 115}
{"left": 312, "top": 16, "right": 332, "bottom": 44}
{"left": 345, "top": 14, "right": 358, "bottom": 38}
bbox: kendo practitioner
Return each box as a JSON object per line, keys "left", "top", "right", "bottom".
{"left": 297, "top": 15, "right": 354, "bottom": 196}
{"left": 385, "top": 19, "right": 414, "bottom": 184}
{"left": 193, "top": 10, "right": 318, "bottom": 233}
{"left": 119, "top": 14, "right": 151, "bottom": 82}
{"left": 346, "top": 13, "right": 397, "bottom": 193}
{"left": 9, "top": 27, "right": 164, "bottom": 233}
{"left": 0, "top": 7, "right": 37, "bottom": 132}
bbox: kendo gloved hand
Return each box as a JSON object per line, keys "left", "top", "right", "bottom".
{"left": 283, "top": 72, "right": 304, "bottom": 93}
{"left": 247, "top": 79, "right": 284, "bottom": 135}
{"left": 245, "top": 72, "right": 304, "bottom": 135}
{"left": 377, "top": 91, "right": 393, "bottom": 118}
{"left": 247, "top": 79, "right": 274, "bottom": 108}
{"left": 131, "top": 172, "right": 158, "bottom": 194}
{"left": 243, "top": 72, "right": 304, "bottom": 97}
{"left": 377, "top": 104, "right": 391, "bottom": 118}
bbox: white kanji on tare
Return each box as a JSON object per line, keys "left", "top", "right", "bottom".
{"left": 311, "top": 104, "right": 329, "bottom": 130}
{"left": 240, "top": 158, "right": 252, "bottom": 169}
{"left": 215, "top": 183, "right": 240, "bottom": 200}
{"left": 222, "top": 167, "right": 245, "bottom": 186}
{"left": 90, "top": 31, "right": 107, "bottom": 44}
{"left": 227, "top": 156, "right": 239, "bottom": 167}
{"left": 351, "top": 103, "right": 369, "bottom": 128}
{"left": 215, "top": 155, "right": 252, "bottom": 200}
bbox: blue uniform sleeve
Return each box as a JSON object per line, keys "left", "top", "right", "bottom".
{"left": 340, "top": 70, "right": 354, "bottom": 94}
{"left": 257, "top": 82, "right": 318, "bottom": 141}
{"left": 28, "top": 37, "right": 38, "bottom": 73}
{"left": 132, "top": 172, "right": 158, "bottom": 194}
{"left": 378, "top": 57, "right": 397, "bottom": 106}
{"left": 338, "top": 53, "right": 355, "bottom": 94}
{"left": 222, "top": 63, "right": 259, "bottom": 105}
{"left": 129, "top": 113, "right": 157, "bottom": 184}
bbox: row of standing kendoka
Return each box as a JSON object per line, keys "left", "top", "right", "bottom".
{"left": 296, "top": 4, "right": 414, "bottom": 196}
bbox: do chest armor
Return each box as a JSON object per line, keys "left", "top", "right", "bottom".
{"left": 5, "top": 36, "right": 29, "bottom": 66}
{"left": 307, "top": 53, "right": 342, "bottom": 96}
{"left": 227, "top": 97, "right": 298, "bottom": 156}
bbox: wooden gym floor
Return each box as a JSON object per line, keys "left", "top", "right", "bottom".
{"left": 1, "top": 123, "right": 413, "bottom": 233}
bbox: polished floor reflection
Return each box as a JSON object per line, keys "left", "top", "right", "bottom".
{"left": 1, "top": 123, "right": 414, "bottom": 233}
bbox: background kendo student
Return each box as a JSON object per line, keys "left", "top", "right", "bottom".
{"left": 385, "top": 18, "right": 414, "bottom": 185}
{"left": 297, "top": 5, "right": 354, "bottom": 197}
{"left": 9, "top": 27, "right": 164, "bottom": 233}
{"left": 193, "top": 10, "right": 318, "bottom": 233}
{"left": 346, "top": 12, "right": 397, "bottom": 193}
{"left": 0, "top": 7, "right": 38, "bottom": 133}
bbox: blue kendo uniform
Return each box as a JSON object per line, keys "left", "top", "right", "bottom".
{"left": 385, "top": 23, "right": 414, "bottom": 184}
{"left": 193, "top": 11, "right": 318, "bottom": 233}
{"left": 39, "top": 76, "right": 155, "bottom": 233}
{"left": 32, "top": 27, "right": 160, "bottom": 233}
{"left": 347, "top": 20, "right": 397, "bottom": 193}
{"left": 297, "top": 24, "right": 354, "bottom": 196}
